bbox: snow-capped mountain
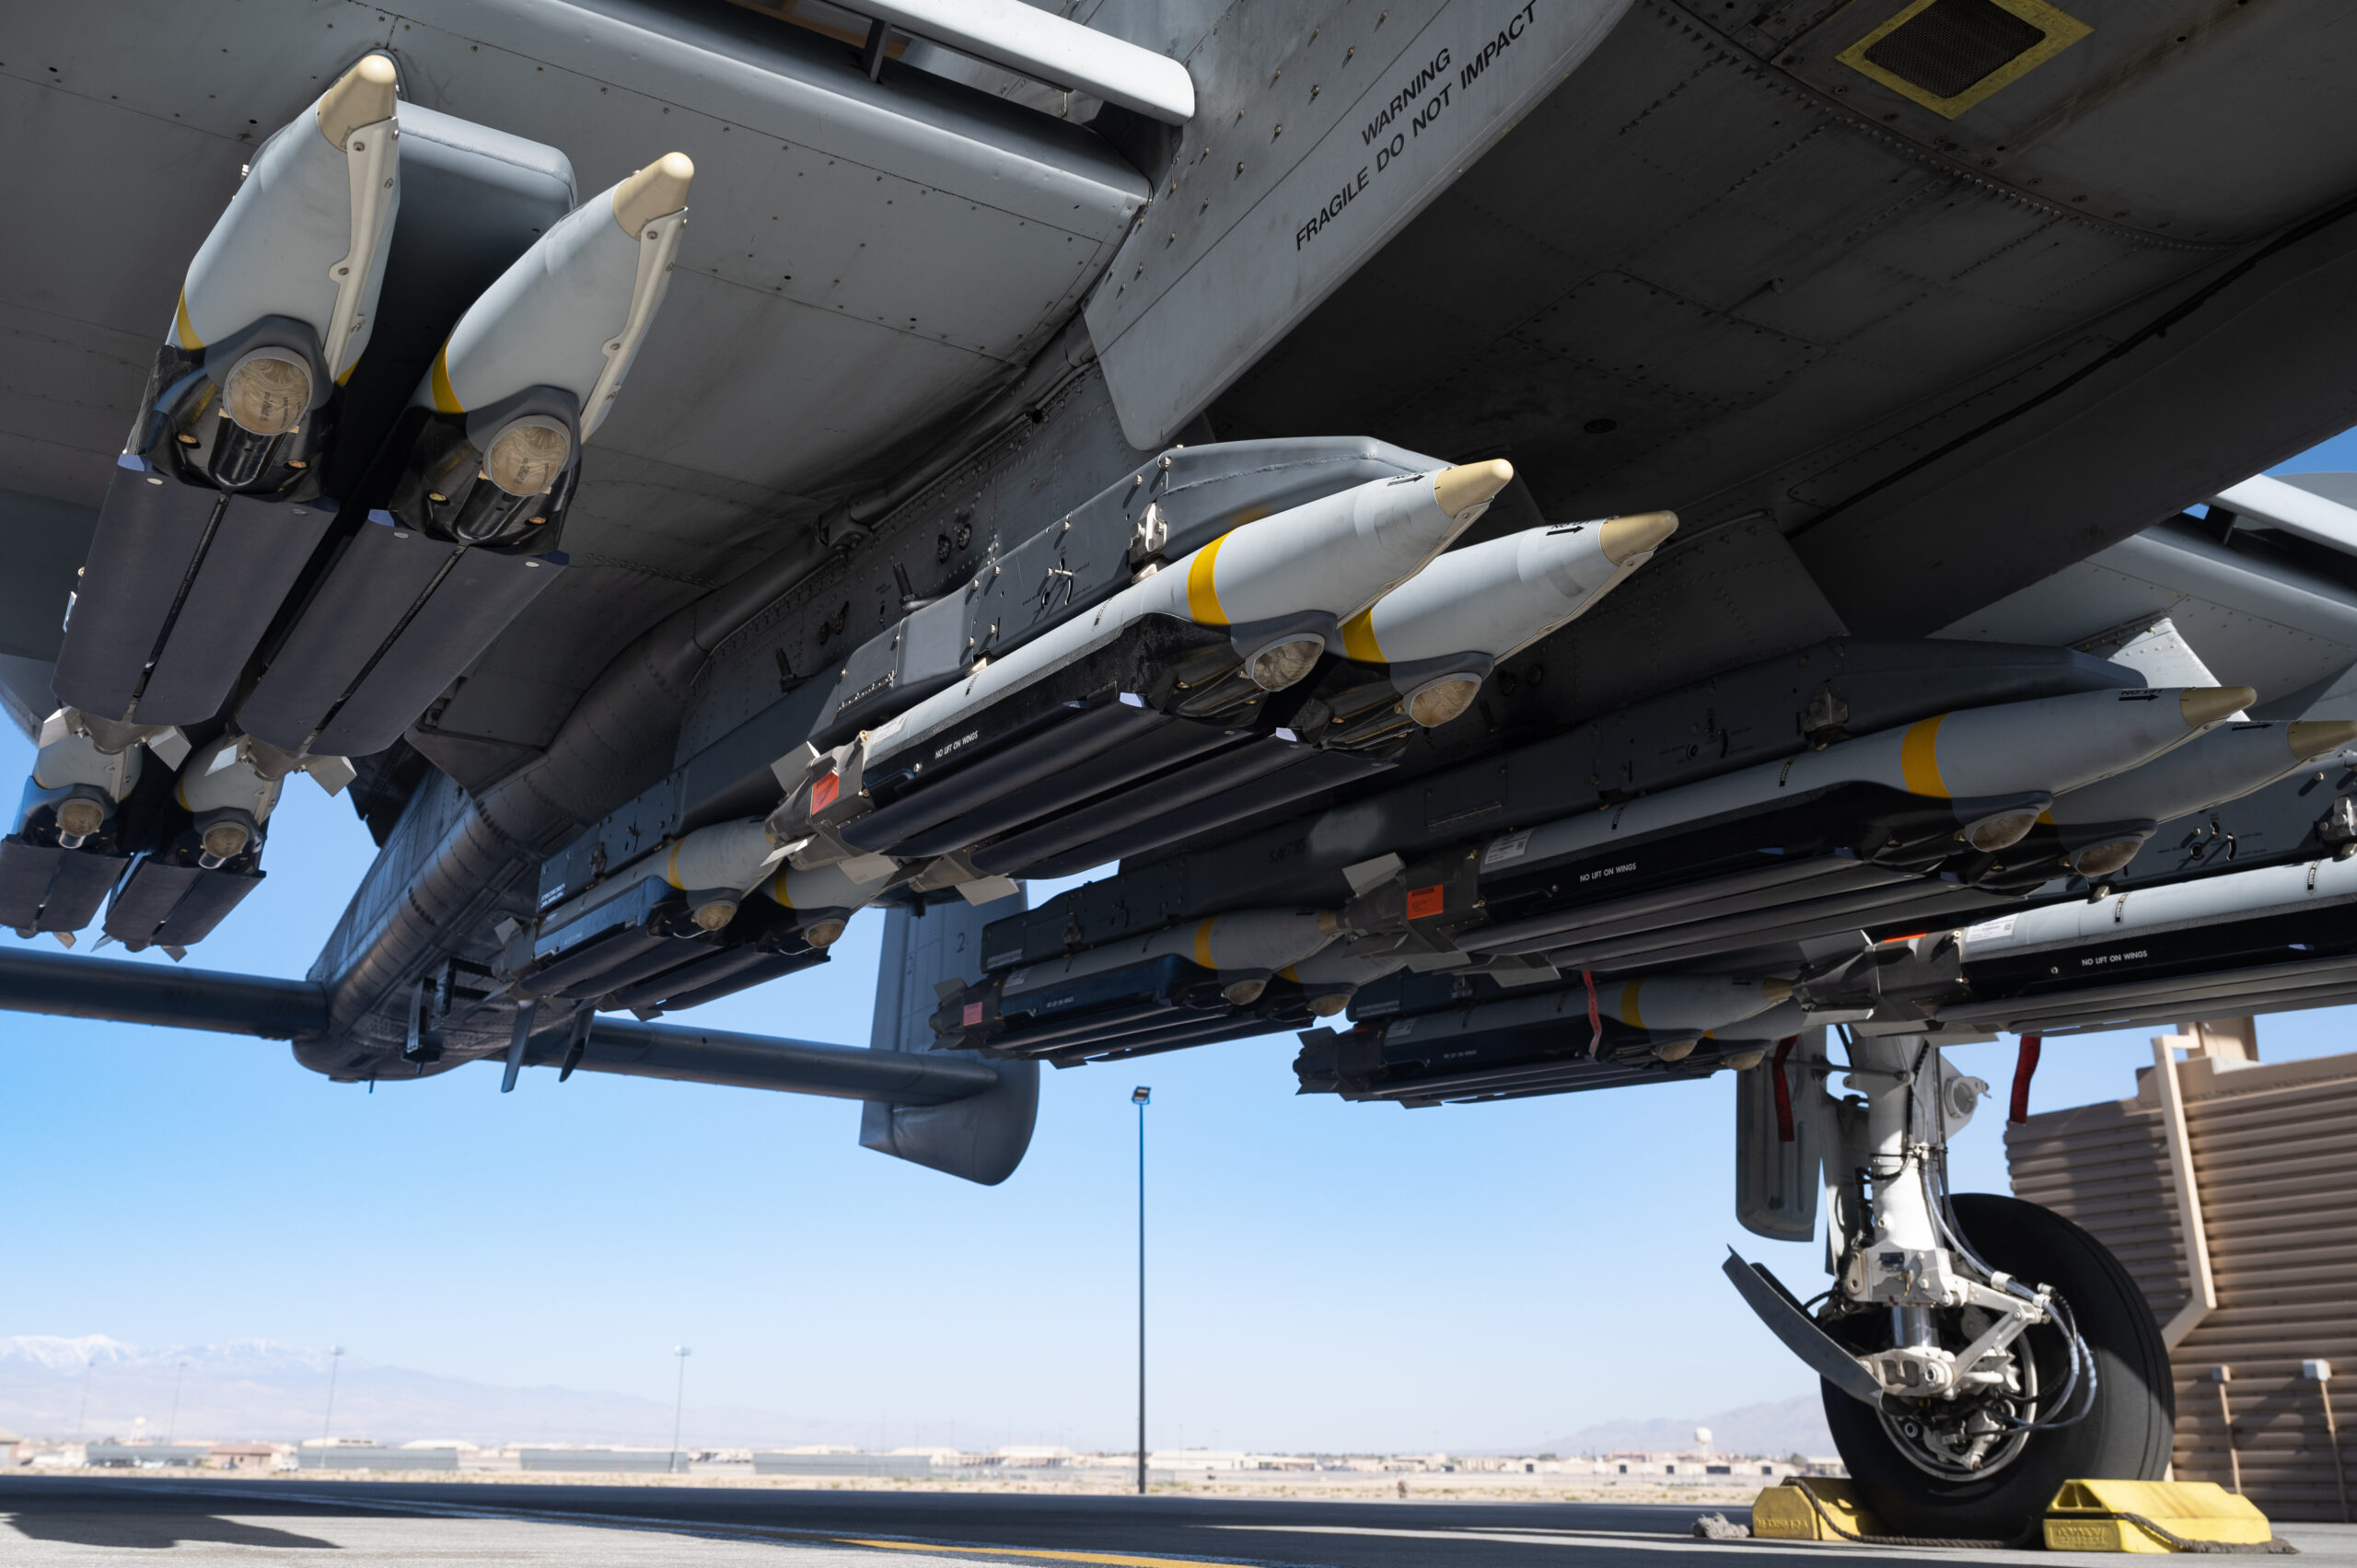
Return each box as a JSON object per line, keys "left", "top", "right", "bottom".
{"left": 0, "top": 1335, "right": 850, "bottom": 1448}
{"left": 0, "top": 1336, "right": 343, "bottom": 1377}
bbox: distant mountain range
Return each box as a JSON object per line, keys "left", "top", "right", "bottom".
{"left": 0, "top": 1336, "right": 1831, "bottom": 1457}
{"left": 0, "top": 1336, "right": 858, "bottom": 1449}
{"left": 1539, "top": 1394, "right": 1834, "bottom": 1459}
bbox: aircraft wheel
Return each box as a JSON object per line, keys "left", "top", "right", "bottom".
{"left": 1819, "top": 1193, "right": 2173, "bottom": 1540}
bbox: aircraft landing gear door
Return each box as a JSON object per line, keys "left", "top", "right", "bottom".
{"left": 1736, "top": 1028, "right": 1824, "bottom": 1243}
{"left": 1729, "top": 1030, "right": 2174, "bottom": 1539}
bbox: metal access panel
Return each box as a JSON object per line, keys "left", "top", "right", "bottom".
{"left": 51, "top": 457, "right": 336, "bottom": 726}
{"left": 237, "top": 513, "right": 563, "bottom": 758}
{"left": 1085, "top": 0, "right": 1633, "bottom": 446}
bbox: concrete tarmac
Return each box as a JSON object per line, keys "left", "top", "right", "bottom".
{"left": 5, "top": 1477, "right": 2354, "bottom": 1565}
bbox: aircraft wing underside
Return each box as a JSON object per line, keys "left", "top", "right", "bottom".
{"left": 5, "top": 0, "right": 2357, "bottom": 1168}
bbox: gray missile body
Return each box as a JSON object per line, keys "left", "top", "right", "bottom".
{"left": 862, "top": 459, "right": 1513, "bottom": 772}
{"left": 1278, "top": 945, "right": 1414, "bottom": 1016}
{"left": 1934, "top": 715, "right": 2357, "bottom": 886}
{"left": 2034, "top": 718, "right": 2357, "bottom": 876}
{"left": 980, "top": 684, "right": 2250, "bottom": 1072}
{"left": 1930, "top": 851, "right": 2357, "bottom": 1035}
{"left": 653, "top": 818, "right": 794, "bottom": 932}
{"left": 176, "top": 55, "right": 401, "bottom": 385}
{"left": 761, "top": 854, "right": 902, "bottom": 949}
{"left": 1332, "top": 512, "right": 1676, "bottom": 728}
{"left": 104, "top": 732, "right": 365, "bottom": 956}
{"left": 26, "top": 711, "right": 151, "bottom": 845}
{"left": 1593, "top": 973, "right": 1792, "bottom": 1033}
{"left": 1956, "top": 853, "right": 2357, "bottom": 961}
{"left": 383, "top": 153, "right": 692, "bottom": 551}
{"left": 0, "top": 710, "right": 196, "bottom": 942}
{"left": 2051, "top": 719, "right": 2357, "bottom": 824}
{"left": 232, "top": 157, "right": 693, "bottom": 761}
{"left": 762, "top": 462, "right": 1515, "bottom": 886}
{"left": 49, "top": 59, "right": 407, "bottom": 730}
{"left": 1001, "top": 909, "right": 1340, "bottom": 1006}
{"left": 154, "top": 52, "right": 402, "bottom": 499}
{"left": 1487, "top": 685, "right": 2252, "bottom": 882}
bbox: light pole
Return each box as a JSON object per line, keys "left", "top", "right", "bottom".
{"left": 166, "top": 1360, "right": 187, "bottom": 1446}
{"left": 671, "top": 1346, "right": 692, "bottom": 1473}
{"left": 1132, "top": 1085, "right": 1151, "bottom": 1497}
{"left": 73, "top": 1355, "right": 94, "bottom": 1443}
{"left": 319, "top": 1347, "right": 345, "bottom": 1466}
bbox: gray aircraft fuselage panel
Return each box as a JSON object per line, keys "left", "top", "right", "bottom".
{"left": 1086, "top": 0, "right": 1634, "bottom": 448}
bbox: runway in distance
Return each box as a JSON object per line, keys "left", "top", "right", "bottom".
{"left": 8, "top": 0, "right": 2357, "bottom": 1538}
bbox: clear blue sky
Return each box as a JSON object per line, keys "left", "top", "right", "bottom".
{"left": 6, "top": 435, "right": 2357, "bottom": 1456}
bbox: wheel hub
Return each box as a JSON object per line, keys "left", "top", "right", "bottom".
{"left": 1874, "top": 1310, "right": 2041, "bottom": 1478}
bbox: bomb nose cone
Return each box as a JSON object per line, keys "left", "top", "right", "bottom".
{"left": 1761, "top": 977, "right": 1793, "bottom": 1005}
{"left": 1433, "top": 459, "right": 1514, "bottom": 520}
{"left": 614, "top": 152, "right": 695, "bottom": 238}
{"left": 317, "top": 54, "right": 398, "bottom": 147}
{"left": 2180, "top": 686, "right": 2257, "bottom": 727}
{"left": 2288, "top": 719, "right": 2357, "bottom": 760}
{"left": 1599, "top": 509, "right": 1678, "bottom": 565}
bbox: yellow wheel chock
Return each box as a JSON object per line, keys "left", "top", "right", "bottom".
{"left": 1747, "top": 1476, "right": 2285, "bottom": 1551}
{"left": 2042, "top": 1479, "right": 2280, "bottom": 1553}
{"left": 1748, "top": 1479, "right": 1886, "bottom": 1541}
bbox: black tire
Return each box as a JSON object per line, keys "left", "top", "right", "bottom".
{"left": 1820, "top": 1192, "right": 2174, "bottom": 1540}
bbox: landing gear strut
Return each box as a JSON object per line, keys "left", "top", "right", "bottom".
{"left": 1733, "top": 1032, "right": 2172, "bottom": 1538}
